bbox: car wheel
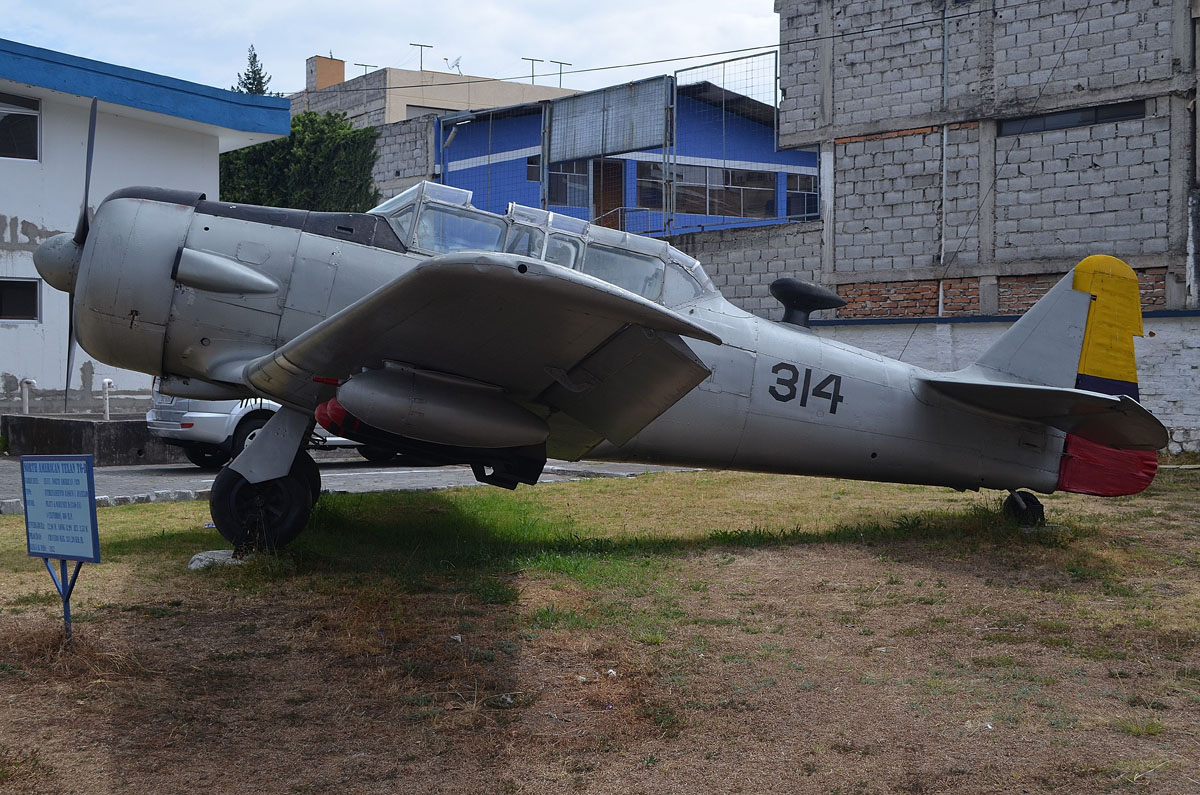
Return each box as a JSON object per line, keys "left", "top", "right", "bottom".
{"left": 209, "top": 460, "right": 313, "bottom": 553}
{"left": 357, "top": 446, "right": 397, "bottom": 463}
{"left": 184, "top": 447, "right": 230, "bottom": 469}
{"left": 232, "top": 415, "right": 271, "bottom": 459}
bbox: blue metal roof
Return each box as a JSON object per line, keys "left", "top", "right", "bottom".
{"left": 0, "top": 37, "right": 290, "bottom": 139}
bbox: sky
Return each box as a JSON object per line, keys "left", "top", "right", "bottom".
{"left": 6, "top": 1, "right": 781, "bottom": 95}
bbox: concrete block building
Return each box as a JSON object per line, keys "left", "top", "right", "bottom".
{"left": 690, "top": 0, "right": 1199, "bottom": 451}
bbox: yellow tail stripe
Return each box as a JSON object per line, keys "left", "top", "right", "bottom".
{"left": 1072, "top": 255, "right": 1143, "bottom": 385}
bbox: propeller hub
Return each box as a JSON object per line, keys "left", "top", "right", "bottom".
{"left": 33, "top": 232, "right": 84, "bottom": 293}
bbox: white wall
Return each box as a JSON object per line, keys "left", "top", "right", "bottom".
{"left": 815, "top": 316, "right": 1200, "bottom": 454}
{"left": 0, "top": 94, "right": 220, "bottom": 399}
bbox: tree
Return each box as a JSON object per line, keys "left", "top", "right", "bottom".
{"left": 219, "top": 112, "right": 382, "bottom": 212}
{"left": 231, "top": 45, "right": 276, "bottom": 95}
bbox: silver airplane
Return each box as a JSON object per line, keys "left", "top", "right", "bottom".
{"left": 33, "top": 118, "right": 1167, "bottom": 550}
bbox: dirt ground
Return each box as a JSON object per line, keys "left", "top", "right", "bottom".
{"left": 0, "top": 470, "right": 1197, "bottom": 794}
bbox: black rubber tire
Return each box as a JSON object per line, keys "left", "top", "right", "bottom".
{"left": 292, "top": 451, "right": 322, "bottom": 505}
{"left": 209, "top": 462, "right": 313, "bottom": 553}
{"left": 1003, "top": 490, "right": 1046, "bottom": 527}
{"left": 357, "top": 446, "right": 397, "bottom": 463}
{"left": 231, "top": 415, "right": 271, "bottom": 459}
{"left": 184, "top": 447, "right": 230, "bottom": 469}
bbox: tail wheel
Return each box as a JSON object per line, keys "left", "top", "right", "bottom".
{"left": 1003, "top": 490, "right": 1046, "bottom": 527}
{"left": 210, "top": 459, "right": 313, "bottom": 553}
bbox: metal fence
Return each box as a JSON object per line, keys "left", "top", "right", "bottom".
{"left": 437, "top": 52, "right": 819, "bottom": 236}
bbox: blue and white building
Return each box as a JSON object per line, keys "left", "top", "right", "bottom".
{"left": 435, "top": 76, "right": 818, "bottom": 237}
{"left": 0, "top": 38, "right": 290, "bottom": 400}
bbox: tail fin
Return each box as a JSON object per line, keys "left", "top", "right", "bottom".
{"left": 920, "top": 256, "right": 1165, "bottom": 495}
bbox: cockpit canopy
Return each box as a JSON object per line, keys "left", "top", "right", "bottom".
{"left": 370, "top": 182, "right": 716, "bottom": 307}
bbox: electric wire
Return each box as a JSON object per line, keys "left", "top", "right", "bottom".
{"left": 279, "top": 0, "right": 1051, "bottom": 95}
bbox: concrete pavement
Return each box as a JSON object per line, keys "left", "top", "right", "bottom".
{"left": 0, "top": 452, "right": 676, "bottom": 515}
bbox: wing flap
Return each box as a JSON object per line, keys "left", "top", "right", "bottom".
{"left": 923, "top": 376, "right": 1168, "bottom": 451}
{"left": 542, "top": 326, "right": 711, "bottom": 448}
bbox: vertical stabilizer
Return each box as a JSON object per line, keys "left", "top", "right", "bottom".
{"left": 1071, "top": 255, "right": 1144, "bottom": 399}
{"left": 1057, "top": 256, "right": 1157, "bottom": 495}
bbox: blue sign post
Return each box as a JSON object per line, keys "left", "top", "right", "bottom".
{"left": 20, "top": 455, "right": 100, "bottom": 645}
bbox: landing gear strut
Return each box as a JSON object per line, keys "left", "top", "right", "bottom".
{"left": 1003, "top": 490, "right": 1045, "bottom": 527}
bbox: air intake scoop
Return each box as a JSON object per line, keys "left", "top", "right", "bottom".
{"left": 770, "top": 278, "right": 846, "bottom": 328}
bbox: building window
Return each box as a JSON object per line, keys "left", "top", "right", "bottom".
{"left": 526, "top": 156, "right": 590, "bottom": 207}
{"left": 637, "top": 162, "right": 779, "bottom": 219}
{"left": 998, "top": 100, "right": 1145, "bottom": 137}
{"left": 786, "top": 174, "right": 819, "bottom": 221}
{"left": 549, "top": 160, "right": 589, "bottom": 208}
{"left": 0, "top": 92, "right": 39, "bottom": 160}
{"left": 0, "top": 279, "right": 39, "bottom": 320}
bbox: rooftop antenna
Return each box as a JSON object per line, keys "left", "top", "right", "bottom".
{"left": 549, "top": 60, "right": 571, "bottom": 88}
{"left": 353, "top": 62, "right": 378, "bottom": 76}
{"left": 521, "top": 57, "right": 544, "bottom": 85}
{"left": 444, "top": 56, "right": 462, "bottom": 75}
{"left": 410, "top": 43, "right": 432, "bottom": 71}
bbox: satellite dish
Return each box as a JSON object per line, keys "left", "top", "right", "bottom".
{"left": 445, "top": 56, "right": 462, "bottom": 75}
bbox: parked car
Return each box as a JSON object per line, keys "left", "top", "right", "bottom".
{"left": 146, "top": 381, "right": 394, "bottom": 468}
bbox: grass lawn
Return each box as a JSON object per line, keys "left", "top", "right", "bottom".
{"left": 1, "top": 469, "right": 1197, "bottom": 793}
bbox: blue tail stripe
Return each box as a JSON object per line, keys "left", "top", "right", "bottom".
{"left": 1075, "top": 373, "right": 1139, "bottom": 400}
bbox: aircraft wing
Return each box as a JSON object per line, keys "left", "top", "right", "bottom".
{"left": 241, "top": 251, "right": 720, "bottom": 455}
{"left": 921, "top": 376, "right": 1168, "bottom": 451}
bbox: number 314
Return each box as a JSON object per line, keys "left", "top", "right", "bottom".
{"left": 768, "top": 363, "right": 845, "bottom": 414}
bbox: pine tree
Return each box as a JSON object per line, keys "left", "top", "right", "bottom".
{"left": 232, "top": 45, "right": 275, "bottom": 95}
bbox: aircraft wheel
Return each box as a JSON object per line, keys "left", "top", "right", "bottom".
{"left": 184, "top": 447, "right": 230, "bottom": 469}
{"left": 1003, "top": 490, "right": 1045, "bottom": 527}
{"left": 357, "top": 445, "right": 396, "bottom": 463}
{"left": 210, "top": 462, "right": 313, "bottom": 553}
{"left": 292, "top": 451, "right": 322, "bottom": 504}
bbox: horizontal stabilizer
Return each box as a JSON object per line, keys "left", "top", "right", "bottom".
{"left": 922, "top": 376, "right": 1168, "bottom": 451}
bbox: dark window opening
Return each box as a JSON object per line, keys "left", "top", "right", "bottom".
{"left": 0, "top": 91, "right": 39, "bottom": 161}
{"left": 998, "top": 100, "right": 1146, "bottom": 137}
{"left": 0, "top": 279, "right": 39, "bottom": 320}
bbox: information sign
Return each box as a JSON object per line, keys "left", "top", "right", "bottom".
{"left": 21, "top": 455, "right": 100, "bottom": 563}
{"left": 20, "top": 455, "right": 100, "bottom": 645}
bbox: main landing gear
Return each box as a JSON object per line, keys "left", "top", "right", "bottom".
{"left": 1003, "top": 490, "right": 1045, "bottom": 527}
{"left": 210, "top": 453, "right": 320, "bottom": 552}
{"left": 208, "top": 407, "right": 320, "bottom": 554}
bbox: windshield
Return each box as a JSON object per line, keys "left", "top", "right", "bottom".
{"left": 581, "top": 244, "right": 665, "bottom": 301}
{"left": 413, "top": 204, "right": 507, "bottom": 255}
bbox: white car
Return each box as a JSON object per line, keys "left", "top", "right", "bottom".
{"left": 146, "top": 384, "right": 394, "bottom": 469}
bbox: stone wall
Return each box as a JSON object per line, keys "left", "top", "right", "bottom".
{"left": 372, "top": 117, "right": 437, "bottom": 200}
{"left": 670, "top": 221, "right": 823, "bottom": 321}
{"left": 994, "top": 102, "right": 1172, "bottom": 264}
